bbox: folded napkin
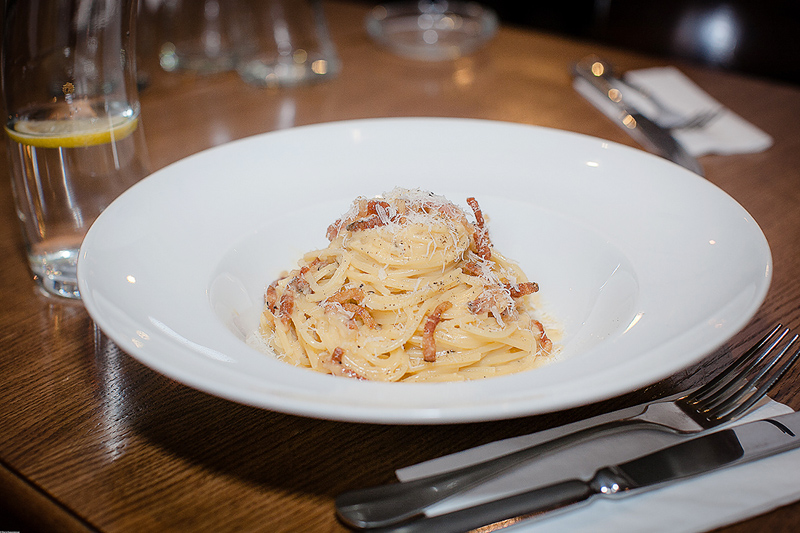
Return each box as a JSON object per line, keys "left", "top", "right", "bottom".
{"left": 397, "top": 398, "right": 799, "bottom": 532}
{"left": 573, "top": 65, "right": 773, "bottom": 157}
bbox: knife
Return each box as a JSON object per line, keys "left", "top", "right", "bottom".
{"left": 571, "top": 56, "right": 705, "bottom": 177}
{"left": 359, "top": 410, "right": 800, "bottom": 533}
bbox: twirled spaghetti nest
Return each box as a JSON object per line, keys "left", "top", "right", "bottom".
{"left": 253, "top": 188, "right": 555, "bottom": 382}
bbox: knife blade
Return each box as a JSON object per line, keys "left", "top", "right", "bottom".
{"left": 366, "top": 410, "right": 800, "bottom": 533}
{"left": 572, "top": 56, "right": 705, "bottom": 177}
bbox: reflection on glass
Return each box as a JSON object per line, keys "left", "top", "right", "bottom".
{"left": 93, "top": 325, "right": 132, "bottom": 462}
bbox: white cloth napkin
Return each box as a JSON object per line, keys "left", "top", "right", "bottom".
{"left": 573, "top": 65, "right": 773, "bottom": 157}
{"left": 397, "top": 398, "right": 799, "bottom": 532}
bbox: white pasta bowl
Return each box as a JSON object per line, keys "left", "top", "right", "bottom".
{"left": 78, "top": 118, "right": 771, "bottom": 424}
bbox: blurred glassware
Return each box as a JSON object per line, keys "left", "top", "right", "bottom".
{"left": 158, "top": 0, "right": 249, "bottom": 74}
{"left": 366, "top": 1, "right": 498, "bottom": 61}
{"left": 1, "top": 0, "right": 151, "bottom": 299}
{"left": 135, "top": 0, "right": 164, "bottom": 89}
{"left": 235, "top": 0, "right": 341, "bottom": 87}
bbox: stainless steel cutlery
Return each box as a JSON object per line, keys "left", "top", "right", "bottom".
{"left": 362, "top": 409, "right": 800, "bottom": 533}
{"left": 571, "top": 55, "right": 706, "bottom": 176}
{"left": 336, "top": 325, "right": 800, "bottom": 530}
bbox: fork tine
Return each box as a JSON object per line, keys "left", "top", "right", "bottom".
{"left": 702, "top": 328, "right": 793, "bottom": 412}
{"left": 679, "top": 109, "right": 720, "bottom": 130}
{"left": 701, "top": 331, "right": 792, "bottom": 411}
{"left": 683, "top": 324, "right": 785, "bottom": 406}
{"left": 705, "top": 335, "right": 800, "bottom": 424}
{"left": 698, "top": 110, "right": 720, "bottom": 127}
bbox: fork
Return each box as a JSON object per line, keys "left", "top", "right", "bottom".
{"left": 583, "top": 55, "right": 721, "bottom": 130}
{"left": 336, "top": 324, "right": 800, "bottom": 530}
{"left": 620, "top": 77, "right": 721, "bottom": 130}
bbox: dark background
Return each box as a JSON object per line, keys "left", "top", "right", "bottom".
{"left": 372, "top": 0, "right": 800, "bottom": 85}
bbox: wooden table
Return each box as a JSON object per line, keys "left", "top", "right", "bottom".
{"left": 2, "top": 2, "right": 800, "bottom": 531}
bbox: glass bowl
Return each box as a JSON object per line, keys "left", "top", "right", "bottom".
{"left": 365, "top": 1, "right": 499, "bottom": 61}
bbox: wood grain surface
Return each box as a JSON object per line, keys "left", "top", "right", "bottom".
{"left": 1, "top": 2, "right": 799, "bottom": 531}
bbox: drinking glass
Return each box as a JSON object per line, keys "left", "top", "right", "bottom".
{"left": 2, "top": 0, "right": 150, "bottom": 299}
{"left": 158, "top": 0, "right": 248, "bottom": 74}
{"left": 235, "top": 0, "right": 340, "bottom": 87}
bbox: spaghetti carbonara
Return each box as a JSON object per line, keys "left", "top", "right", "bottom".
{"left": 252, "top": 188, "right": 555, "bottom": 382}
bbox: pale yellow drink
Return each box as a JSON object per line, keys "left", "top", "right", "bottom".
{"left": 6, "top": 105, "right": 149, "bottom": 298}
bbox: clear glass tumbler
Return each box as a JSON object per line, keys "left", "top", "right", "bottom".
{"left": 235, "top": 0, "right": 341, "bottom": 87}
{"left": 2, "top": 0, "right": 150, "bottom": 299}
{"left": 158, "top": 0, "right": 249, "bottom": 74}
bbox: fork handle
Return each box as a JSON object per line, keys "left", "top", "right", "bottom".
{"left": 335, "top": 417, "right": 653, "bottom": 529}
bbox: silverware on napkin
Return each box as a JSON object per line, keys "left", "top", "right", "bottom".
{"left": 335, "top": 325, "right": 800, "bottom": 529}
{"left": 364, "top": 410, "right": 800, "bottom": 533}
{"left": 571, "top": 55, "right": 705, "bottom": 176}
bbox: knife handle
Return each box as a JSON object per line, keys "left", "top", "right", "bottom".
{"left": 367, "top": 479, "right": 594, "bottom": 533}
{"left": 335, "top": 418, "right": 644, "bottom": 529}
{"left": 572, "top": 57, "right": 629, "bottom": 112}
